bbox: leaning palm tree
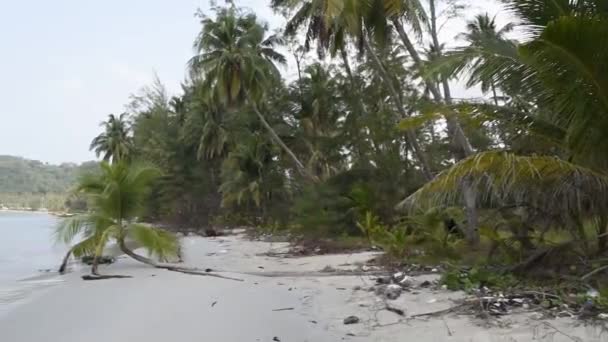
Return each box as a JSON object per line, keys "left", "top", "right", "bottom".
{"left": 189, "top": 7, "right": 316, "bottom": 181}
{"left": 56, "top": 162, "right": 179, "bottom": 276}
{"left": 89, "top": 113, "right": 132, "bottom": 163}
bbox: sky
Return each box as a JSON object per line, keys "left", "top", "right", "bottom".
{"left": 0, "top": 0, "right": 510, "bottom": 164}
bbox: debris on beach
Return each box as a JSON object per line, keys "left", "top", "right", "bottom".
{"left": 81, "top": 255, "right": 115, "bottom": 265}
{"left": 343, "top": 316, "right": 360, "bottom": 325}
{"left": 383, "top": 284, "right": 403, "bottom": 300}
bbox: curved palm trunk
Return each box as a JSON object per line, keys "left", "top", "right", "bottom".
{"left": 118, "top": 239, "right": 243, "bottom": 281}
{"left": 58, "top": 248, "right": 73, "bottom": 274}
{"left": 244, "top": 90, "right": 319, "bottom": 183}
{"left": 362, "top": 34, "right": 434, "bottom": 181}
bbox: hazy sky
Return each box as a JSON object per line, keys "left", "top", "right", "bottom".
{"left": 0, "top": 0, "right": 508, "bottom": 164}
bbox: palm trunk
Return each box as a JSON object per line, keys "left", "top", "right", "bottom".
{"left": 362, "top": 34, "right": 434, "bottom": 181}
{"left": 392, "top": 14, "right": 479, "bottom": 246}
{"left": 340, "top": 47, "right": 370, "bottom": 123}
{"left": 118, "top": 238, "right": 243, "bottom": 281}
{"left": 340, "top": 48, "right": 355, "bottom": 85}
{"left": 58, "top": 248, "right": 73, "bottom": 274}
{"left": 244, "top": 90, "right": 318, "bottom": 183}
{"left": 462, "top": 177, "right": 480, "bottom": 246}
{"left": 491, "top": 81, "right": 499, "bottom": 106}
{"left": 91, "top": 255, "right": 101, "bottom": 275}
{"left": 598, "top": 216, "right": 608, "bottom": 254}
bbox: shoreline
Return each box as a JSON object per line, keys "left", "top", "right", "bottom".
{"left": 0, "top": 209, "right": 54, "bottom": 215}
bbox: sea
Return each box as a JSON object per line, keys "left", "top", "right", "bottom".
{"left": 0, "top": 211, "right": 68, "bottom": 316}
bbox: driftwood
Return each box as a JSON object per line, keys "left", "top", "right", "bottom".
{"left": 385, "top": 305, "right": 405, "bottom": 316}
{"left": 82, "top": 274, "right": 132, "bottom": 281}
{"left": 410, "top": 304, "right": 465, "bottom": 318}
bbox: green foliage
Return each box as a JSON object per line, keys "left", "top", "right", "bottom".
{"left": 441, "top": 266, "right": 518, "bottom": 291}
{"left": 90, "top": 113, "right": 132, "bottom": 163}
{"left": 356, "top": 211, "right": 383, "bottom": 244}
{"left": 372, "top": 225, "right": 412, "bottom": 260}
{"left": 0, "top": 156, "right": 98, "bottom": 211}
{"left": 401, "top": 152, "right": 608, "bottom": 227}
{"left": 64, "top": 0, "right": 608, "bottom": 273}
{"left": 0, "top": 155, "right": 96, "bottom": 194}
{"left": 56, "top": 162, "right": 179, "bottom": 267}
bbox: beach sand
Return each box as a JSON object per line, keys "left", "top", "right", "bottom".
{"left": 0, "top": 233, "right": 605, "bottom": 342}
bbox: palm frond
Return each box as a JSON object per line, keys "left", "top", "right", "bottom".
{"left": 128, "top": 224, "right": 179, "bottom": 261}
{"left": 71, "top": 236, "right": 99, "bottom": 258}
{"left": 399, "top": 152, "right": 608, "bottom": 223}
{"left": 518, "top": 16, "right": 608, "bottom": 166}
{"left": 54, "top": 215, "right": 93, "bottom": 244}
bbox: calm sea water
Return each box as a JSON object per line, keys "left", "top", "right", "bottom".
{"left": 0, "top": 211, "right": 68, "bottom": 314}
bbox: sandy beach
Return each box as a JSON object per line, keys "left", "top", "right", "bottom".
{"left": 0, "top": 233, "right": 605, "bottom": 342}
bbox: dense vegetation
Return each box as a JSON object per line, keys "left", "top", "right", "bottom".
{"left": 84, "top": 0, "right": 608, "bottom": 281}
{"left": 0, "top": 156, "right": 97, "bottom": 210}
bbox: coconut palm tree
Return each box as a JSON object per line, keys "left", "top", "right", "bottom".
{"left": 402, "top": 1, "right": 608, "bottom": 248}
{"left": 89, "top": 113, "right": 132, "bottom": 163}
{"left": 437, "top": 14, "right": 517, "bottom": 105}
{"left": 189, "top": 7, "right": 316, "bottom": 181}
{"left": 56, "top": 162, "right": 179, "bottom": 276}
{"left": 399, "top": 151, "right": 608, "bottom": 247}
{"left": 272, "top": 0, "right": 437, "bottom": 180}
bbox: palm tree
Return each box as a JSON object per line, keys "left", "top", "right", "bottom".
{"left": 432, "top": 14, "right": 518, "bottom": 105}
{"left": 56, "top": 162, "right": 179, "bottom": 276}
{"left": 89, "top": 113, "right": 132, "bottom": 163}
{"left": 272, "top": 0, "right": 436, "bottom": 180}
{"left": 189, "top": 7, "right": 316, "bottom": 181}
{"left": 404, "top": 0, "right": 608, "bottom": 248}
{"left": 294, "top": 64, "right": 345, "bottom": 180}
{"left": 398, "top": 151, "right": 608, "bottom": 247}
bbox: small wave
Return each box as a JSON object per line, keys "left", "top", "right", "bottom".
{"left": 0, "top": 276, "right": 64, "bottom": 316}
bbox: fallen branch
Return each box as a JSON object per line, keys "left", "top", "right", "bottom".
{"left": 410, "top": 304, "right": 465, "bottom": 318}
{"left": 162, "top": 266, "right": 244, "bottom": 282}
{"left": 82, "top": 274, "right": 132, "bottom": 281}
{"left": 240, "top": 270, "right": 387, "bottom": 278}
{"left": 385, "top": 305, "right": 405, "bottom": 316}
{"left": 538, "top": 321, "right": 583, "bottom": 342}
{"left": 442, "top": 317, "right": 453, "bottom": 337}
{"left": 581, "top": 265, "right": 608, "bottom": 281}
{"left": 272, "top": 307, "right": 295, "bottom": 312}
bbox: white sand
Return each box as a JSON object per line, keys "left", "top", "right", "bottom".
{"left": 0, "top": 234, "right": 605, "bottom": 342}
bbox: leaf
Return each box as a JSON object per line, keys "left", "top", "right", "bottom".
{"left": 399, "top": 151, "right": 608, "bottom": 225}
{"left": 398, "top": 112, "right": 441, "bottom": 131}
{"left": 128, "top": 224, "right": 180, "bottom": 261}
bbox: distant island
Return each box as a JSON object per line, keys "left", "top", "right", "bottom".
{"left": 0, "top": 155, "right": 97, "bottom": 212}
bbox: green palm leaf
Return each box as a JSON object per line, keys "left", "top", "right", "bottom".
{"left": 128, "top": 224, "right": 179, "bottom": 261}
{"left": 399, "top": 152, "right": 608, "bottom": 224}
